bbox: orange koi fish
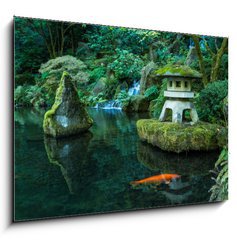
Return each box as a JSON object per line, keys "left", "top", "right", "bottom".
{"left": 130, "top": 174, "right": 181, "bottom": 186}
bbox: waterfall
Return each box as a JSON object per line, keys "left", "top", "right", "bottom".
{"left": 93, "top": 81, "right": 140, "bottom": 110}
{"left": 93, "top": 100, "right": 122, "bottom": 110}
{"left": 128, "top": 81, "right": 140, "bottom": 96}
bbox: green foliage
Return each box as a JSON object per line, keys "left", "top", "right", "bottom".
{"left": 15, "top": 73, "right": 35, "bottom": 86}
{"left": 14, "top": 85, "right": 29, "bottom": 106}
{"left": 209, "top": 147, "right": 228, "bottom": 201}
{"left": 14, "top": 85, "right": 49, "bottom": 108}
{"left": 116, "top": 90, "right": 128, "bottom": 100}
{"left": 218, "top": 53, "right": 228, "bottom": 80}
{"left": 14, "top": 17, "right": 49, "bottom": 77}
{"left": 107, "top": 49, "right": 144, "bottom": 81}
{"left": 86, "top": 93, "right": 106, "bottom": 107}
{"left": 86, "top": 26, "right": 152, "bottom": 56}
{"left": 89, "top": 66, "right": 106, "bottom": 82}
{"left": 151, "top": 79, "right": 167, "bottom": 118}
{"left": 14, "top": 18, "right": 228, "bottom": 116}
{"left": 196, "top": 80, "right": 228, "bottom": 124}
{"left": 39, "top": 55, "right": 89, "bottom": 98}
{"left": 144, "top": 85, "right": 159, "bottom": 101}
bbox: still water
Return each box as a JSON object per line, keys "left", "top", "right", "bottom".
{"left": 14, "top": 108, "right": 219, "bottom": 221}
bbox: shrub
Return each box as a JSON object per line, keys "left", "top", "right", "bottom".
{"left": 144, "top": 85, "right": 159, "bottom": 101}
{"left": 39, "top": 55, "right": 89, "bottom": 98}
{"left": 196, "top": 80, "right": 228, "bottom": 124}
{"left": 107, "top": 49, "right": 144, "bottom": 81}
{"left": 14, "top": 85, "right": 49, "bottom": 107}
{"left": 89, "top": 66, "right": 106, "bottom": 82}
{"left": 86, "top": 92, "right": 106, "bottom": 106}
{"left": 15, "top": 73, "right": 35, "bottom": 86}
{"left": 14, "top": 85, "right": 30, "bottom": 106}
{"left": 117, "top": 90, "right": 130, "bottom": 102}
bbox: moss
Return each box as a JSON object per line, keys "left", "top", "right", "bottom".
{"left": 136, "top": 119, "right": 227, "bottom": 153}
{"left": 155, "top": 64, "right": 202, "bottom": 78}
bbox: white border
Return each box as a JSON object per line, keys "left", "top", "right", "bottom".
{"left": 1, "top": 1, "right": 237, "bottom": 240}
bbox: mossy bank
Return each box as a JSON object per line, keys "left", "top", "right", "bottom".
{"left": 136, "top": 119, "right": 227, "bottom": 153}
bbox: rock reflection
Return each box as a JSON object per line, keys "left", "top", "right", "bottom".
{"left": 44, "top": 132, "right": 93, "bottom": 194}
{"left": 137, "top": 141, "right": 218, "bottom": 175}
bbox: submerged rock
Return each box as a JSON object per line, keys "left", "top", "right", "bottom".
{"left": 136, "top": 119, "right": 227, "bottom": 153}
{"left": 43, "top": 72, "right": 93, "bottom": 137}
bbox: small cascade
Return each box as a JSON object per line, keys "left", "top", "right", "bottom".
{"left": 128, "top": 81, "right": 140, "bottom": 96}
{"left": 93, "top": 100, "right": 122, "bottom": 110}
{"left": 93, "top": 81, "right": 140, "bottom": 110}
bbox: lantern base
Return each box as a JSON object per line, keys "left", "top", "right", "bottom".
{"left": 159, "top": 99, "right": 198, "bottom": 123}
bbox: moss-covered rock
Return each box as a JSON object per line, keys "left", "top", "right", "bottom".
{"left": 136, "top": 119, "right": 227, "bottom": 153}
{"left": 43, "top": 72, "right": 93, "bottom": 138}
{"left": 185, "top": 46, "right": 197, "bottom": 66}
{"left": 123, "top": 95, "right": 150, "bottom": 112}
{"left": 140, "top": 61, "right": 157, "bottom": 94}
{"left": 92, "top": 77, "right": 107, "bottom": 96}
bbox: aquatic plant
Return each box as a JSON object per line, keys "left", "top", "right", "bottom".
{"left": 209, "top": 147, "right": 228, "bottom": 201}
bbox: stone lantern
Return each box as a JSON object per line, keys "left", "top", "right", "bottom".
{"left": 156, "top": 65, "right": 202, "bottom": 124}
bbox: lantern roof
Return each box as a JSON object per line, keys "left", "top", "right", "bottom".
{"left": 155, "top": 64, "right": 202, "bottom": 79}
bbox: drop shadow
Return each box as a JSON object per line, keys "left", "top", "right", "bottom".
{"left": 6, "top": 18, "right": 14, "bottom": 228}
{"left": 8, "top": 199, "right": 226, "bottom": 227}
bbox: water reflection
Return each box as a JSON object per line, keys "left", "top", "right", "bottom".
{"left": 44, "top": 133, "right": 93, "bottom": 194}
{"left": 136, "top": 141, "right": 219, "bottom": 205}
{"left": 15, "top": 108, "right": 45, "bottom": 127}
{"left": 137, "top": 141, "right": 218, "bottom": 175}
{"left": 15, "top": 108, "right": 219, "bottom": 221}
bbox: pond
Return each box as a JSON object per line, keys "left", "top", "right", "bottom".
{"left": 14, "top": 108, "right": 219, "bottom": 221}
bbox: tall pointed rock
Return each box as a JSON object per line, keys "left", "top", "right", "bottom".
{"left": 43, "top": 71, "right": 93, "bottom": 137}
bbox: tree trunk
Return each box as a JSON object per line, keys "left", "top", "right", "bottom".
{"left": 192, "top": 35, "right": 209, "bottom": 87}
{"left": 210, "top": 38, "right": 228, "bottom": 81}
{"left": 71, "top": 28, "right": 75, "bottom": 55}
{"left": 46, "top": 23, "right": 56, "bottom": 58}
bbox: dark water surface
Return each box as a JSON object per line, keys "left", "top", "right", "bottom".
{"left": 14, "top": 108, "right": 219, "bottom": 221}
